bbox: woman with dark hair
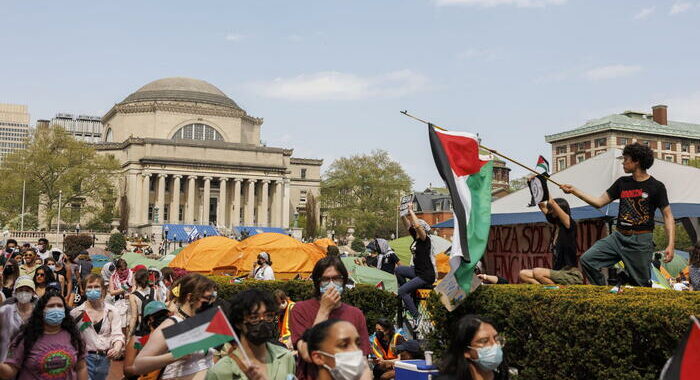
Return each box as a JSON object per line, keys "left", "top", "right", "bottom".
{"left": 689, "top": 242, "right": 700, "bottom": 291}
{"left": 0, "top": 289, "right": 88, "bottom": 379}
{"left": 250, "top": 252, "right": 275, "bottom": 281}
{"left": 306, "top": 319, "right": 371, "bottom": 380}
{"left": 109, "top": 258, "right": 133, "bottom": 333}
{"left": 2, "top": 258, "right": 20, "bottom": 299}
{"left": 133, "top": 273, "right": 218, "bottom": 379}
{"left": 370, "top": 319, "right": 404, "bottom": 380}
{"left": 130, "top": 268, "right": 155, "bottom": 336}
{"left": 207, "top": 288, "right": 295, "bottom": 379}
{"left": 436, "top": 314, "right": 508, "bottom": 380}
{"left": 45, "top": 256, "right": 68, "bottom": 296}
{"left": 34, "top": 264, "right": 58, "bottom": 298}
{"left": 519, "top": 197, "right": 583, "bottom": 285}
{"left": 124, "top": 300, "right": 171, "bottom": 380}
{"left": 290, "top": 256, "right": 369, "bottom": 380}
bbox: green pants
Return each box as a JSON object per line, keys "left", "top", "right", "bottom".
{"left": 580, "top": 231, "right": 654, "bottom": 287}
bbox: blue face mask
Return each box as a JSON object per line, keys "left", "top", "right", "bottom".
{"left": 86, "top": 289, "right": 101, "bottom": 301}
{"left": 44, "top": 307, "right": 65, "bottom": 326}
{"left": 470, "top": 344, "right": 503, "bottom": 371}
{"left": 320, "top": 281, "right": 344, "bottom": 295}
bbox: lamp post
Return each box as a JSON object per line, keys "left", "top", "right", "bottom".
{"left": 163, "top": 225, "right": 170, "bottom": 253}
{"left": 153, "top": 206, "right": 160, "bottom": 224}
{"left": 20, "top": 180, "right": 26, "bottom": 231}
{"left": 57, "top": 190, "right": 62, "bottom": 237}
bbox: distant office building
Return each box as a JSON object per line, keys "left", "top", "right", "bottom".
{"left": 37, "top": 113, "right": 103, "bottom": 142}
{"left": 0, "top": 103, "right": 30, "bottom": 161}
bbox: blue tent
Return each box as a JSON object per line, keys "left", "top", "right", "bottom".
{"left": 162, "top": 224, "right": 220, "bottom": 242}
{"left": 234, "top": 226, "right": 288, "bottom": 237}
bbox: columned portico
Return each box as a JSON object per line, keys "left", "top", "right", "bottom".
{"left": 259, "top": 180, "right": 270, "bottom": 227}
{"left": 245, "top": 179, "right": 257, "bottom": 225}
{"left": 271, "top": 180, "right": 282, "bottom": 227}
{"left": 171, "top": 175, "right": 182, "bottom": 223}
{"left": 186, "top": 176, "right": 196, "bottom": 224}
{"left": 156, "top": 173, "right": 167, "bottom": 224}
{"left": 232, "top": 178, "right": 242, "bottom": 227}
{"left": 141, "top": 173, "right": 151, "bottom": 224}
{"left": 202, "top": 177, "right": 212, "bottom": 224}
{"left": 217, "top": 177, "right": 228, "bottom": 227}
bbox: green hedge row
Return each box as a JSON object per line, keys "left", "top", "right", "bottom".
{"left": 425, "top": 285, "right": 700, "bottom": 380}
{"left": 210, "top": 277, "right": 399, "bottom": 334}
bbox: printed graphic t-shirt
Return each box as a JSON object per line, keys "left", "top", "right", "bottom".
{"left": 7, "top": 329, "right": 85, "bottom": 380}
{"left": 606, "top": 176, "right": 669, "bottom": 232}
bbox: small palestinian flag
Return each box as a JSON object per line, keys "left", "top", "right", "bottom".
{"left": 163, "top": 306, "right": 236, "bottom": 358}
{"left": 660, "top": 316, "right": 700, "bottom": 380}
{"left": 134, "top": 334, "right": 150, "bottom": 350}
{"left": 375, "top": 281, "right": 384, "bottom": 290}
{"left": 536, "top": 155, "right": 550, "bottom": 174}
{"left": 79, "top": 311, "right": 92, "bottom": 332}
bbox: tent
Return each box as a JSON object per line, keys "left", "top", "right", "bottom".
{"left": 168, "top": 236, "right": 239, "bottom": 273}
{"left": 91, "top": 254, "right": 111, "bottom": 268}
{"left": 212, "top": 233, "right": 326, "bottom": 279}
{"left": 660, "top": 250, "right": 690, "bottom": 279}
{"left": 162, "top": 224, "right": 220, "bottom": 242}
{"left": 121, "top": 251, "right": 169, "bottom": 269}
{"left": 87, "top": 247, "right": 110, "bottom": 258}
{"left": 312, "top": 238, "right": 337, "bottom": 252}
{"left": 389, "top": 235, "right": 453, "bottom": 265}
{"left": 234, "top": 226, "right": 288, "bottom": 238}
{"left": 340, "top": 257, "right": 398, "bottom": 293}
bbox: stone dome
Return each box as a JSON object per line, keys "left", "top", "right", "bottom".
{"left": 121, "top": 77, "right": 242, "bottom": 110}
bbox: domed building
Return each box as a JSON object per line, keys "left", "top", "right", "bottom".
{"left": 96, "top": 77, "right": 321, "bottom": 233}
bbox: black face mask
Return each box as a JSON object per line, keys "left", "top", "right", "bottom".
{"left": 196, "top": 302, "right": 214, "bottom": 314}
{"left": 244, "top": 321, "right": 277, "bottom": 345}
{"left": 375, "top": 331, "right": 385, "bottom": 341}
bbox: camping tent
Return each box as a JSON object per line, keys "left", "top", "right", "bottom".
{"left": 121, "top": 251, "right": 169, "bottom": 269}
{"left": 212, "top": 233, "right": 326, "bottom": 279}
{"left": 340, "top": 257, "right": 398, "bottom": 293}
{"left": 389, "top": 235, "right": 452, "bottom": 265}
{"left": 168, "top": 236, "right": 239, "bottom": 273}
{"left": 312, "top": 238, "right": 336, "bottom": 252}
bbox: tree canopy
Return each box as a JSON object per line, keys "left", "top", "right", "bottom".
{"left": 0, "top": 125, "right": 120, "bottom": 230}
{"left": 321, "top": 150, "right": 413, "bottom": 239}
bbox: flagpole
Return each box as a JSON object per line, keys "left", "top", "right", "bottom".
{"left": 400, "top": 110, "right": 563, "bottom": 186}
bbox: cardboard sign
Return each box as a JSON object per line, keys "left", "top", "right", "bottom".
{"left": 399, "top": 195, "right": 413, "bottom": 217}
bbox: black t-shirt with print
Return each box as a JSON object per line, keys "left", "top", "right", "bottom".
{"left": 409, "top": 229, "right": 435, "bottom": 283}
{"left": 606, "top": 176, "right": 669, "bottom": 232}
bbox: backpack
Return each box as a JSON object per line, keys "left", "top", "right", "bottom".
{"left": 133, "top": 287, "right": 156, "bottom": 335}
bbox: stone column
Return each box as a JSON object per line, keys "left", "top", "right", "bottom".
{"left": 232, "top": 178, "right": 242, "bottom": 227}
{"left": 259, "top": 180, "right": 270, "bottom": 227}
{"left": 171, "top": 175, "right": 182, "bottom": 223}
{"left": 142, "top": 173, "right": 151, "bottom": 224}
{"left": 186, "top": 176, "right": 196, "bottom": 224}
{"left": 271, "top": 180, "right": 283, "bottom": 227}
{"left": 156, "top": 174, "right": 167, "bottom": 224}
{"left": 245, "top": 179, "right": 257, "bottom": 226}
{"left": 202, "top": 177, "right": 212, "bottom": 225}
{"left": 217, "top": 178, "right": 228, "bottom": 227}
{"left": 281, "top": 178, "right": 291, "bottom": 228}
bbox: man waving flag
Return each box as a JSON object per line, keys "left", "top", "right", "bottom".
{"left": 429, "top": 125, "right": 492, "bottom": 305}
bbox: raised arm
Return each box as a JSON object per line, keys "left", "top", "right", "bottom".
{"left": 547, "top": 198, "right": 571, "bottom": 229}
{"left": 560, "top": 185, "right": 612, "bottom": 209}
{"left": 662, "top": 205, "right": 675, "bottom": 263}
{"left": 407, "top": 204, "right": 427, "bottom": 241}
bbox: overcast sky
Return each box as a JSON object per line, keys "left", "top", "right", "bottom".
{"left": 2, "top": 0, "right": 700, "bottom": 189}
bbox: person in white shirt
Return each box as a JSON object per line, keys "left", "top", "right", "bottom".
{"left": 0, "top": 277, "right": 36, "bottom": 362}
{"left": 250, "top": 252, "right": 275, "bottom": 281}
{"left": 70, "top": 273, "right": 125, "bottom": 380}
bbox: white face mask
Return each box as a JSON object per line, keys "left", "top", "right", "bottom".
{"left": 318, "top": 350, "right": 367, "bottom": 380}
{"left": 15, "top": 291, "right": 33, "bottom": 304}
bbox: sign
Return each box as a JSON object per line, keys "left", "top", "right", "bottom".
{"left": 527, "top": 175, "right": 550, "bottom": 207}
{"left": 434, "top": 272, "right": 467, "bottom": 312}
{"left": 399, "top": 195, "right": 413, "bottom": 217}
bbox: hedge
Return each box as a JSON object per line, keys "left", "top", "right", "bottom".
{"left": 210, "top": 277, "right": 398, "bottom": 334}
{"left": 425, "top": 285, "right": 700, "bottom": 380}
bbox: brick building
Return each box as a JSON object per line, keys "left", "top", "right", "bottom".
{"left": 545, "top": 105, "right": 700, "bottom": 173}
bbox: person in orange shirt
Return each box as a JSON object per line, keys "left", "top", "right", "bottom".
{"left": 273, "top": 289, "right": 295, "bottom": 349}
{"left": 370, "top": 318, "right": 405, "bottom": 380}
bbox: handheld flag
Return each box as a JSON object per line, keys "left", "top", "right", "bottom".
{"left": 660, "top": 316, "right": 700, "bottom": 380}
{"left": 527, "top": 175, "right": 550, "bottom": 207}
{"left": 134, "top": 334, "right": 150, "bottom": 350}
{"left": 428, "top": 125, "right": 492, "bottom": 304}
{"left": 79, "top": 311, "right": 92, "bottom": 332}
{"left": 536, "top": 155, "right": 550, "bottom": 174}
{"left": 163, "top": 306, "right": 236, "bottom": 358}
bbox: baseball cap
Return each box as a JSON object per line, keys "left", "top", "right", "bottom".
{"left": 14, "top": 276, "right": 36, "bottom": 291}
{"left": 143, "top": 301, "right": 168, "bottom": 317}
{"left": 395, "top": 340, "right": 422, "bottom": 355}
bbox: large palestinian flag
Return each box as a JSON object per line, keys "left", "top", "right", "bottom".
{"left": 660, "top": 316, "right": 700, "bottom": 380}
{"left": 163, "top": 306, "right": 236, "bottom": 358}
{"left": 428, "top": 126, "right": 492, "bottom": 291}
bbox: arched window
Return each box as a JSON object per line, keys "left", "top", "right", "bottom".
{"left": 105, "top": 128, "right": 113, "bottom": 142}
{"left": 172, "top": 123, "right": 224, "bottom": 142}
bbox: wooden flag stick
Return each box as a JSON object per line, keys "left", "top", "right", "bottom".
{"left": 400, "top": 110, "right": 563, "bottom": 187}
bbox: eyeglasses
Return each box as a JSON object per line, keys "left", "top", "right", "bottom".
{"left": 470, "top": 336, "right": 506, "bottom": 348}
{"left": 320, "top": 275, "right": 345, "bottom": 283}
{"left": 244, "top": 312, "right": 277, "bottom": 323}
{"left": 200, "top": 294, "right": 217, "bottom": 302}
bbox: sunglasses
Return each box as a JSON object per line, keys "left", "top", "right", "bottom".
{"left": 36, "top": 273, "right": 45, "bottom": 277}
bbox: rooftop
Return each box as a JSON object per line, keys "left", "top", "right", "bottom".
{"left": 119, "top": 77, "right": 243, "bottom": 111}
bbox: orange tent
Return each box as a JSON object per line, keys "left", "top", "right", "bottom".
{"left": 168, "top": 236, "right": 239, "bottom": 273}
{"left": 312, "top": 238, "right": 336, "bottom": 252}
{"left": 212, "top": 233, "right": 326, "bottom": 279}
{"left": 436, "top": 253, "right": 451, "bottom": 277}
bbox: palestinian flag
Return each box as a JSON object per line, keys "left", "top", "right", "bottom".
{"left": 660, "top": 316, "right": 700, "bottom": 380}
{"left": 79, "top": 311, "right": 92, "bottom": 332}
{"left": 134, "top": 334, "right": 150, "bottom": 350}
{"left": 376, "top": 281, "right": 384, "bottom": 290}
{"left": 428, "top": 126, "right": 492, "bottom": 291}
{"left": 536, "top": 155, "right": 550, "bottom": 174}
{"left": 163, "top": 306, "right": 236, "bottom": 358}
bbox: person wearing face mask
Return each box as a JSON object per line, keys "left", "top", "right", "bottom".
{"left": 124, "top": 301, "right": 171, "bottom": 380}
{"left": 0, "top": 289, "right": 88, "bottom": 379}
{"left": 70, "top": 274, "right": 125, "bottom": 380}
{"left": 3, "top": 239, "right": 18, "bottom": 260}
{"left": 370, "top": 319, "right": 404, "bottom": 380}
{"left": 306, "top": 319, "right": 372, "bottom": 380}
{"left": 110, "top": 258, "right": 133, "bottom": 334}
{"left": 273, "top": 289, "right": 295, "bottom": 349}
{"left": 36, "top": 238, "right": 51, "bottom": 261}
{"left": 132, "top": 273, "right": 218, "bottom": 379}
{"left": 0, "top": 277, "right": 36, "bottom": 362}
{"left": 19, "top": 247, "right": 40, "bottom": 278}
{"left": 45, "top": 257, "right": 68, "bottom": 295}
{"left": 2, "top": 258, "right": 20, "bottom": 300}
{"left": 291, "top": 257, "right": 370, "bottom": 380}
{"left": 206, "top": 289, "right": 295, "bottom": 379}
{"left": 250, "top": 252, "right": 275, "bottom": 281}
{"left": 436, "top": 314, "right": 508, "bottom": 380}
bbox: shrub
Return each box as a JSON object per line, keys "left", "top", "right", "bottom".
{"left": 425, "top": 285, "right": 700, "bottom": 380}
{"left": 351, "top": 239, "right": 366, "bottom": 253}
{"left": 64, "top": 234, "right": 94, "bottom": 256}
{"left": 209, "top": 277, "right": 398, "bottom": 334}
{"left": 107, "top": 232, "right": 127, "bottom": 255}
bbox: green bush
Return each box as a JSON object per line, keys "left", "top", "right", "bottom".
{"left": 209, "top": 277, "right": 398, "bottom": 334}
{"left": 425, "top": 285, "right": 700, "bottom": 380}
{"left": 63, "top": 234, "right": 94, "bottom": 256}
{"left": 351, "top": 239, "right": 365, "bottom": 252}
{"left": 107, "top": 232, "right": 127, "bottom": 255}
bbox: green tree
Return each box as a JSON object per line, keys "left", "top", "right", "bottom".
{"left": 321, "top": 150, "right": 413, "bottom": 239}
{"left": 106, "top": 232, "right": 127, "bottom": 255}
{"left": 688, "top": 158, "right": 700, "bottom": 168}
{"left": 654, "top": 224, "right": 693, "bottom": 251}
{"left": 304, "top": 192, "right": 318, "bottom": 239}
{"left": 0, "top": 125, "right": 120, "bottom": 229}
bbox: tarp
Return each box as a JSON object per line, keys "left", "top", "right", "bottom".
{"left": 87, "top": 247, "right": 110, "bottom": 258}
{"left": 235, "top": 226, "right": 287, "bottom": 237}
{"left": 389, "top": 235, "right": 453, "bottom": 265}
{"left": 660, "top": 250, "right": 690, "bottom": 279}
{"left": 340, "top": 257, "right": 399, "bottom": 293}
{"left": 434, "top": 149, "right": 700, "bottom": 227}
{"left": 312, "top": 238, "right": 337, "bottom": 252}
{"left": 121, "top": 251, "right": 169, "bottom": 270}
{"left": 168, "top": 236, "right": 239, "bottom": 273}
{"left": 163, "top": 224, "right": 220, "bottom": 242}
{"left": 91, "top": 254, "right": 111, "bottom": 268}
{"left": 212, "top": 233, "right": 326, "bottom": 279}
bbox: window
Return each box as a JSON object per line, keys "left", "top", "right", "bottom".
{"left": 664, "top": 155, "right": 674, "bottom": 162}
{"left": 148, "top": 204, "right": 154, "bottom": 221}
{"left": 572, "top": 142, "right": 585, "bottom": 151}
{"left": 301, "top": 168, "right": 307, "bottom": 179}
{"left": 149, "top": 179, "right": 155, "bottom": 191}
{"left": 682, "top": 158, "right": 689, "bottom": 165}
{"left": 594, "top": 138, "right": 606, "bottom": 147}
{"left": 576, "top": 154, "right": 585, "bottom": 164}
{"left": 172, "top": 123, "right": 223, "bottom": 141}
{"left": 164, "top": 205, "right": 170, "bottom": 221}
{"left": 641, "top": 140, "right": 650, "bottom": 146}
{"left": 558, "top": 158, "right": 566, "bottom": 171}
{"left": 556, "top": 146, "right": 567, "bottom": 154}
{"left": 300, "top": 190, "right": 307, "bottom": 204}
{"left": 179, "top": 206, "right": 184, "bottom": 222}
{"left": 105, "top": 128, "right": 113, "bottom": 142}
{"left": 682, "top": 144, "right": 689, "bottom": 153}
{"left": 595, "top": 149, "right": 606, "bottom": 156}
{"left": 618, "top": 137, "right": 629, "bottom": 145}
{"left": 663, "top": 142, "right": 673, "bottom": 150}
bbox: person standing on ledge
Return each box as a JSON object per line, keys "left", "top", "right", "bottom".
{"left": 560, "top": 142, "right": 675, "bottom": 286}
